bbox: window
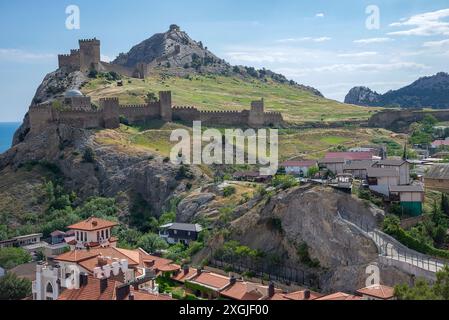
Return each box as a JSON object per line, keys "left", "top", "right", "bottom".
{"left": 46, "top": 282, "right": 53, "bottom": 294}
{"left": 76, "top": 231, "right": 79, "bottom": 241}
{"left": 106, "top": 229, "right": 109, "bottom": 239}
{"left": 101, "top": 230, "right": 105, "bottom": 239}
{"left": 97, "top": 231, "right": 100, "bottom": 241}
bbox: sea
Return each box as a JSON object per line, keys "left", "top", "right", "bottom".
{"left": 0, "top": 122, "right": 20, "bottom": 153}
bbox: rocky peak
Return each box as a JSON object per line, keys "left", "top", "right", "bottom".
{"left": 344, "top": 86, "right": 381, "bottom": 107}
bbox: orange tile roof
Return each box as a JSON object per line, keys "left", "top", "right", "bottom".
{"left": 220, "top": 281, "right": 264, "bottom": 300}
{"left": 58, "top": 277, "right": 118, "bottom": 300}
{"left": 158, "top": 264, "right": 181, "bottom": 272}
{"left": 356, "top": 285, "right": 394, "bottom": 300}
{"left": 54, "top": 247, "right": 175, "bottom": 274}
{"left": 67, "top": 217, "right": 118, "bottom": 231}
{"left": 316, "top": 292, "right": 361, "bottom": 301}
{"left": 268, "top": 290, "right": 323, "bottom": 301}
{"left": 189, "top": 272, "right": 230, "bottom": 290}
{"left": 57, "top": 275, "right": 175, "bottom": 300}
{"left": 171, "top": 267, "right": 198, "bottom": 283}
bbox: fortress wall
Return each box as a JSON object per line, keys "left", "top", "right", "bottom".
{"left": 119, "top": 102, "right": 161, "bottom": 123}
{"left": 199, "top": 110, "right": 249, "bottom": 126}
{"left": 56, "top": 110, "right": 103, "bottom": 129}
{"left": 263, "top": 112, "right": 284, "bottom": 126}
{"left": 70, "top": 96, "right": 91, "bottom": 109}
{"left": 29, "top": 105, "right": 54, "bottom": 133}
{"left": 172, "top": 106, "right": 201, "bottom": 123}
{"left": 58, "top": 50, "right": 80, "bottom": 70}
{"left": 99, "top": 62, "right": 135, "bottom": 77}
{"left": 369, "top": 109, "right": 449, "bottom": 131}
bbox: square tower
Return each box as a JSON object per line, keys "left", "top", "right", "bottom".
{"left": 159, "top": 91, "right": 173, "bottom": 122}
{"left": 79, "top": 38, "right": 101, "bottom": 73}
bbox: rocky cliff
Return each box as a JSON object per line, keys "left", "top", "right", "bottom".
{"left": 1, "top": 123, "right": 204, "bottom": 221}
{"left": 195, "top": 185, "right": 412, "bottom": 292}
{"left": 345, "top": 72, "right": 449, "bottom": 109}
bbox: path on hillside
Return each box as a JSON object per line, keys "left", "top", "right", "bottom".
{"left": 337, "top": 211, "right": 447, "bottom": 274}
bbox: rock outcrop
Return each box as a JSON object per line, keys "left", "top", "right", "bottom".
{"left": 344, "top": 86, "right": 381, "bottom": 107}
{"left": 224, "top": 185, "right": 412, "bottom": 292}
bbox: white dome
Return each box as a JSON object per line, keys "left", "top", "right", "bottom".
{"left": 64, "top": 89, "right": 84, "bottom": 98}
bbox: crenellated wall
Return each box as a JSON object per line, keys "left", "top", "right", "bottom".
{"left": 28, "top": 91, "right": 284, "bottom": 132}
{"left": 369, "top": 109, "right": 449, "bottom": 132}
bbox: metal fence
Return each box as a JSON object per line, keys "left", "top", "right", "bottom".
{"left": 339, "top": 211, "right": 447, "bottom": 273}
{"left": 208, "top": 254, "right": 320, "bottom": 288}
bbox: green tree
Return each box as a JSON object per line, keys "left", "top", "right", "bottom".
{"left": 307, "top": 165, "right": 319, "bottom": 178}
{"left": 395, "top": 279, "right": 439, "bottom": 300}
{"left": 137, "top": 233, "right": 168, "bottom": 254}
{"left": 0, "top": 248, "right": 31, "bottom": 269}
{"left": 0, "top": 272, "right": 32, "bottom": 300}
{"left": 434, "top": 265, "right": 449, "bottom": 300}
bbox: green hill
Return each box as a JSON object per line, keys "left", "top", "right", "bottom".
{"left": 82, "top": 73, "right": 381, "bottom": 124}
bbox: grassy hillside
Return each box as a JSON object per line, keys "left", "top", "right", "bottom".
{"left": 95, "top": 123, "right": 406, "bottom": 163}
{"left": 82, "top": 74, "right": 382, "bottom": 124}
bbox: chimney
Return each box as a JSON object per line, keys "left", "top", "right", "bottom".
{"left": 229, "top": 275, "right": 236, "bottom": 286}
{"left": 304, "top": 289, "right": 311, "bottom": 300}
{"left": 115, "top": 284, "right": 131, "bottom": 301}
{"left": 183, "top": 264, "right": 190, "bottom": 275}
{"left": 268, "top": 282, "right": 275, "bottom": 298}
{"left": 100, "top": 277, "right": 108, "bottom": 293}
{"left": 79, "top": 272, "right": 89, "bottom": 287}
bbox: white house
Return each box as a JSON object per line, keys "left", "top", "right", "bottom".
{"left": 67, "top": 217, "right": 118, "bottom": 249}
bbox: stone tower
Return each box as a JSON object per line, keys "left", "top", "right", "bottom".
{"left": 159, "top": 91, "right": 173, "bottom": 122}
{"left": 100, "top": 98, "right": 120, "bottom": 129}
{"left": 79, "top": 38, "right": 101, "bottom": 73}
{"left": 248, "top": 98, "right": 265, "bottom": 127}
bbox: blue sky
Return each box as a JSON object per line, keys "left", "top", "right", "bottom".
{"left": 1, "top": 0, "right": 449, "bottom": 121}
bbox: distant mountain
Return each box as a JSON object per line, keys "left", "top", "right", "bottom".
{"left": 113, "top": 24, "right": 323, "bottom": 97}
{"left": 344, "top": 72, "right": 449, "bottom": 109}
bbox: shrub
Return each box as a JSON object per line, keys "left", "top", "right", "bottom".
{"left": 0, "top": 248, "right": 32, "bottom": 269}
{"left": 223, "top": 186, "right": 236, "bottom": 197}
{"left": 82, "top": 147, "right": 95, "bottom": 163}
{"left": 0, "top": 272, "right": 32, "bottom": 300}
{"left": 271, "top": 174, "right": 298, "bottom": 190}
{"left": 137, "top": 233, "right": 168, "bottom": 254}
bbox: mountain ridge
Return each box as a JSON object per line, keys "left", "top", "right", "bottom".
{"left": 112, "top": 24, "right": 323, "bottom": 97}
{"left": 345, "top": 72, "right": 449, "bottom": 109}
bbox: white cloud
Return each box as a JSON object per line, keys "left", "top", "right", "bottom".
{"left": 316, "top": 13, "right": 324, "bottom": 18}
{"left": 422, "top": 38, "right": 449, "bottom": 48}
{"left": 0, "top": 49, "right": 55, "bottom": 62}
{"left": 275, "top": 62, "right": 428, "bottom": 77}
{"left": 101, "top": 54, "right": 114, "bottom": 62}
{"left": 337, "top": 51, "right": 378, "bottom": 58}
{"left": 353, "top": 37, "right": 393, "bottom": 44}
{"left": 277, "top": 36, "right": 331, "bottom": 43}
{"left": 388, "top": 8, "right": 449, "bottom": 36}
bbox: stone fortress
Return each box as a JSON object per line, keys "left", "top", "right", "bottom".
{"left": 29, "top": 37, "right": 283, "bottom": 132}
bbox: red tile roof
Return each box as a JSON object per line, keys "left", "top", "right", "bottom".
{"left": 172, "top": 267, "right": 198, "bottom": 283}
{"left": 325, "top": 152, "right": 374, "bottom": 161}
{"left": 316, "top": 292, "right": 361, "bottom": 301}
{"left": 220, "top": 281, "right": 265, "bottom": 300}
{"left": 67, "top": 217, "right": 118, "bottom": 231}
{"left": 57, "top": 275, "right": 175, "bottom": 300}
{"left": 281, "top": 160, "right": 317, "bottom": 167}
{"left": 188, "top": 271, "right": 230, "bottom": 290}
{"left": 356, "top": 284, "right": 394, "bottom": 300}
{"left": 432, "top": 140, "right": 449, "bottom": 147}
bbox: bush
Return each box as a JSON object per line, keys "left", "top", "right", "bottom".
{"left": 223, "top": 186, "right": 236, "bottom": 197}
{"left": 82, "top": 147, "right": 95, "bottom": 163}
{"left": 271, "top": 174, "right": 298, "bottom": 190}
{"left": 137, "top": 233, "right": 168, "bottom": 254}
{"left": 297, "top": 242, "right": 320, "bottom": 268}
{"left": 0, "top": 248, "right": 32, "bottom": 269}
{"left": 0, "top": 272, "right": 32, "bottom": 300}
